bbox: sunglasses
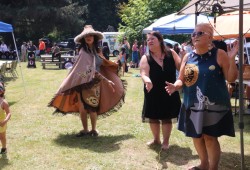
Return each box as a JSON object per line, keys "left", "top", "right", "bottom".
{"left": 191, "top": 31, "right": 210, "bottom": 37}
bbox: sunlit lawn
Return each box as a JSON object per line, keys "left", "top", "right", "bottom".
{"left": 0, "top": 60, "right": 249, "bottom": 170}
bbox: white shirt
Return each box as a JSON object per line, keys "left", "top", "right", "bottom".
{"left": 0, "top": 44, "right": 8, "bottom": 52}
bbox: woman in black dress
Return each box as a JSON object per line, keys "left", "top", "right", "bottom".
{"left": 140, "top": 31, "right": 181, "bottom": 150}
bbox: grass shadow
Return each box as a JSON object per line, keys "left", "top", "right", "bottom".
{"left": 220, "top": 151, "right": 250, "bottom": 170}
{"left": 53, "top": 133, "right": 135, "bottom": 153}
{"left": 151, "top": 145, "right": 250, "bottom": 169}
{"left": 149, "top": 144, "right": 197, "bottom": 168}
{"left": 234, "top": 115, "right": 250, "bottom": 133}
{"left": 0, "top": 155, "right": 10, "bottom": 169}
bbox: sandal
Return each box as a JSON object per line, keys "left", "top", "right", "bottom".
{"left": 146, "top": 140, "right": 161, "bottom": 147}
{"left": 89, "top": 130, "right": 99, "bottom": 137}
{"left": 76, "top": 130, "right": 89, "bottom": 137}
{"left": 161, "top": 144, "right": 169, "bottom": 150}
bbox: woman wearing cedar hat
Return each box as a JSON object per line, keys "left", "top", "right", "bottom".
{"left": 49, "top": 25, "right": 125, "bottom": 137}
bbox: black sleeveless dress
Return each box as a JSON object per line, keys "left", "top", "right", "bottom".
{"left": 142, "top": 51, "right": 181, "bottom": 122}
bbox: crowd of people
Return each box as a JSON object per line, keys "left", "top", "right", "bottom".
{"left": 1, "top": 22, "right": 242, "bottom": 170}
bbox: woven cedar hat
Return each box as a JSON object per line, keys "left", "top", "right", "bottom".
{"left": 74, "top": 25, "right": 103, "bottom": 43}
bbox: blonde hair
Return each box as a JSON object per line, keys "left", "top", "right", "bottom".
{"left": 196, "top": 23, "right": 214, "bottom": 37}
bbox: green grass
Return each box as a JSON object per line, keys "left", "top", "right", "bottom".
{"left": 0, "top": 61, "right": 250, "bottom": 170}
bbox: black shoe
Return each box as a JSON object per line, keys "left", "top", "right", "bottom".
{"left": 89, "top": 130, "right": 99, "bottom": 137}
{"left": 0, "top": 148, "right": 7, "bottom": 154}
{"left": 76, "top": 131, "right": 89, "bottom": 137}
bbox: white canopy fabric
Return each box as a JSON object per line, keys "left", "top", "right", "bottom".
{"left": 213, "top": 11, "right": 250, "bottom": 39}
{"left": 178, "top": 0, "right": 250, "bottom": 15}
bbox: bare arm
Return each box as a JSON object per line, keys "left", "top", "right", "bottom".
{"left": 140, "top": 55, "right": 152, "bottom": 92}
{"left": 0, "top": 100, "right": 11, "bottom": 127}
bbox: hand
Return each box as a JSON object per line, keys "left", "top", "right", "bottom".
{"left": 165, "top": 81, "right": 176, "bottom": 96}
{"left": 108, "top": 80, "right": 115, "bottom": 93}
{"left": 228, "top": 40, "right": 239, "bottom": 59}
{"left": 145, "top": 82, "right": 153, "bottom": 92}
{"left": 0, "top": 121, "right": 6, "bottom": 127}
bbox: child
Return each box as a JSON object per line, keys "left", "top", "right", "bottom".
{"left": 0, "top": 84, "right": 11, "bottom": 154}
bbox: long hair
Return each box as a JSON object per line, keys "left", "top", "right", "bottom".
{"left": 147, "top": 31, "right": 167, "bottom": 55}
{"left": 78, "top": 35, "right": 101, "bottom": 54}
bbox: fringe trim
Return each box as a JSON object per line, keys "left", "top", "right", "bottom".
{"left": 50, "top": 78, "right": 127, "bottom": 118}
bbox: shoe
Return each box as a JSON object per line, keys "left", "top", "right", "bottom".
{"left": 0, "top": 148, "right": 7, "bottom": 154}
{"left": 76, "top": 131, "right": 89, "bottom": 137}
{"left": 89, "top": 130, "right": 99, "bottom": 137}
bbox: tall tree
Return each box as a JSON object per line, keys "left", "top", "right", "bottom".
{"left": 118, "top": 0, "right": 189, "bottom": 43}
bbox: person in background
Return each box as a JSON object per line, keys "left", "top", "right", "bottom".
{"left": 139, "top": 41, "right": 147, "bottom": 57}
{"left": 121, "top": 37, "right": 130, "bottom": 72}
{"left": 27, "top": 41, "right": 37, "bottom": 68}
{"left": 166, "top": 23, "right": 238, "bottom": 170}
{"left": 173, "top": 43, "right": 180, "bottom": 56}
{"left": 165, "top": 43, "right": 173, "bottom": 50}
{"left": 38, "top": 39, "right": 46, "bottom": 55}
{"left": 102, "top": 42, "right": 110, "bottom": 60}
{"left": 140, "top": 31, "right": 181, "bottom": 150}
{"left": 131, "top": 39, "right": 139, "bottom": 68}
{"left": 119, "top": 47, "right": 126, "bottom": 76}
{"left": 122, "top": 37, "right": 130, "bottom": 60}
{"left": 51, "top": 43, "right": 61, "bottom": 62}
{"left": 21, "top": 42, "right": 27, "bottom": 62}
{"left": 49, "top": 25, "right": 125, "bottom": 137}
{"left": 0, "top": 84, "right": 11, "bottom": 154}
{"left": 0, "top": 41, "right": 8, "bottom": 52}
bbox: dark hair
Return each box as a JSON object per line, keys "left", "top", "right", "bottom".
{"left": 166, "top": 43, "right": 173, "bottom": 49}
{"left": 79, "top": 35, "right": 101, "bottom": 53}
{"left": 212, "top": 40, "right": 227, "bottom": 52}
{"left": 103, "top": 42, "right": 109, "bottom": 47}
{"left": 121, "top": 47, "right": 126, "bottom": 55}
{"left": 147, "top": 31, "right": 167, "bottom": 55}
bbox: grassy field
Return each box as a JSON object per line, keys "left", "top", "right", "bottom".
{"left": 0, "top": 61, "right": 250, "bottom": 170}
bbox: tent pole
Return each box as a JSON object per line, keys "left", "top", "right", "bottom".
{"left": 12, "top": 32, "right": 27, "bottom": 95}
{"left": 238, "top": 0, "right": 245, "bottom": 169}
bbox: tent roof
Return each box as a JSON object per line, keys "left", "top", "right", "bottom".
{"left": 0, "top": 21, "right": 13, "bottom": 32}
{"left": 178, "top": 0, "right": 250, "bottom": 15}
{"left": 152, "top": 14, "right": 213, "bottom": 34}
{"left": 213, "top": 11, "right": 250, "bottom": 39}
{"left": 142, "top": 13, "right": 184, "bottom": 34}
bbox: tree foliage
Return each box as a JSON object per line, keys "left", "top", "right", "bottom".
{"left": 118, "top": 0, "right": 189, "bottom": 44}
{"left": 0, "top": 0, "right": 128, "bottom": 45}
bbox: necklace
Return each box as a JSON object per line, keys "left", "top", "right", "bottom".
{"left": 152, "top": 52, "right": 164, "bottom": 62}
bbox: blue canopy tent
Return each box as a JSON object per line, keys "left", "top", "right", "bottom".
{"left": 152, "top": 13, "right": 213, "bottom": 34}
{"left": 142, "top": 13, "right": 184, "bottom": 34}
{"left": 0, "top": 21, "right": 13, "bottom": 32}
{"left": 0, "top": 21, "right": 26, "bottom": 93}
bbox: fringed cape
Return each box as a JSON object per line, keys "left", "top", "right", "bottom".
{"left": 48, "top": 49, "right": 125, "bottom": 115}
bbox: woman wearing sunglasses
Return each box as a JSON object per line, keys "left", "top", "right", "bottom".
{"left": 166, "top": 23, "right": 238, "bottom": 170}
